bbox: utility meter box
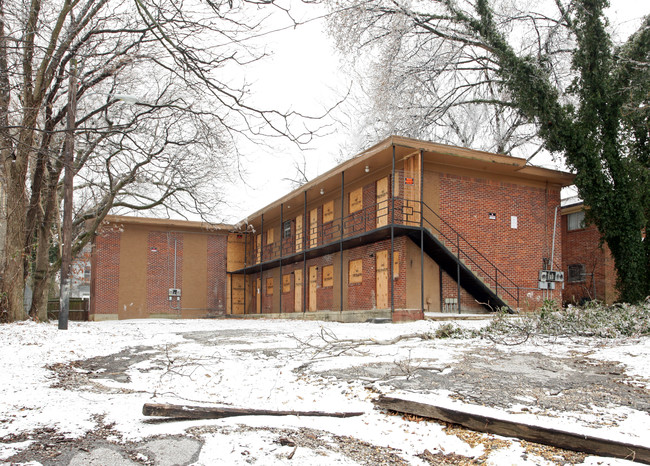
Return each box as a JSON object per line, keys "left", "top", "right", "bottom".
{"left": 168, "top": 288, "right": 181, "bottom": 299}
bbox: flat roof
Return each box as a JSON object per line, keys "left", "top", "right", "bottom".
{"left": 102, "top": 215, "right": 233, "bottom": 231}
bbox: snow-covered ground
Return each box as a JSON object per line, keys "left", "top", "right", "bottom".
{"left": 1, "top": 318, "right": 648, "bottom": 465}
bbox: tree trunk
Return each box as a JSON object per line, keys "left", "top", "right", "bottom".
{"left": 29, "top": 224, "right": 54, "bottom": 321}
{"left": 2, "top": 178, "right": 28, "bottom": 322}
{"left": 1, "top": 99, "right": 41, "bottom": 321}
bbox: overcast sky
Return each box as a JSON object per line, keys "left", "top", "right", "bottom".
{"left": 216, "top": 0, "right": 648, "bottom": 223}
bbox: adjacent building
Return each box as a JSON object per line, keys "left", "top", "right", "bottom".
{"left": 90, "top": 136, "right": 576, "bottom": 321}
{"left": 560, "top": 199, "right": 618, "bottom": 305}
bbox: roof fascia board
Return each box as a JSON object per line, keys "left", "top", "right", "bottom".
{"left": 103, "top": 215, "right": 232, "bottom": 231}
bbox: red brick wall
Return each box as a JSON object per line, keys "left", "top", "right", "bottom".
{"left": 439, "top": 173, "right": 563, "bottom": 309}
{"left": 92, "top": 229, "right": 121, "bottom": 315}
{"left": 440, "top": 271, "right": 480, "bottom": 312}
{"left": 207, "top": 234, "right": 228, "bottom": 315}
{"left": 561, "top": 214, "right": 618, "bottom": 304}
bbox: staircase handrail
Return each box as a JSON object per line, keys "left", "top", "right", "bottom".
{"left": 412, "top": 199, "right": 520, "bottom": 306}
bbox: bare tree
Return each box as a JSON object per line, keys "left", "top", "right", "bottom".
{"left": 0, "top": 0, "right": 322, "bottom": 322}
{"left": 328, "top": 0, "right": 560, "bottom": 157}
{"left": 326, "top": 0, "right": 649, "bottom": 302}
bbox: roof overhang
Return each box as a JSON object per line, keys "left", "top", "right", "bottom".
{"left": 241, "top": 136, "right": 576, "bottom": 226}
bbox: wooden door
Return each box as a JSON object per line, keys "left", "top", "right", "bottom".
{"left": 295, "top": 214, "right": 303, "bottom": 252}
{"left": 308, "top": 265, "right": 318, "bottom": 311}
{"left": 376, "top": 176, "right": 389, "bottom": 227}
{"left": 231, "top": 275, "right": 245, "bottom": 314}
{"left": 309, "top": 208, "right": 318, "bottom": 248}
{"left": 403, "top": 153, "right": 421, "bottom": 225}
{"left": 256, "top": 278, "right": 261, "bottom": 313}
{"left": 294, "top": 269, "right": 303, "bottom": 312}
{"left": 376, "top": 250, "right": 389, "bottom": 309}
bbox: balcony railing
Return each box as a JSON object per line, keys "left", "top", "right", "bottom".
{"left": 244, "top": 196, "right": 520, "bottom": 307}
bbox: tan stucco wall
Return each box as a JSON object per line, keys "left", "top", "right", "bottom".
{"left": 405, "top": 238, "right": 441, "bottom": 311}
{"left": 181, "top": 233, "right": 208, "bottom": 317}
{"left": 117, "top": 224, "right": 148, "bottom": 319}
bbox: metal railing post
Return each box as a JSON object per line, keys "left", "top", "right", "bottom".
{"left": 457, "top": 232, "right": 461, "bottom": 314}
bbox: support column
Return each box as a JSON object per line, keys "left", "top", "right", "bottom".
{"left": 390, "top": 145, "right": 395, "bottom": 314}
{"left": 303, "top": 191, "right": 307, "bottom": 314}
{"left": 243, "top": 233, "right": 247, "bottom": 314}
{"left": 257, "top": 214, "right": 264, "bottom": 314}
{"left": 340, "top": 171, "right": 345, "bottom": 313}
{"left": 457, "top": 233, "right": 461, "bottom": 314}
{"left": 279, "top": 203, "right": 283, "bottom": 314}
{"left": 420, "top": 149, "right": 424, "bottom": 314}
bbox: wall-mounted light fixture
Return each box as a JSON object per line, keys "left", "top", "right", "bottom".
{"left": 320, "top": 188, "right": 324, "bottom": 195}
{"left": 365, "top": 165, "right": 370, "bottom": 173}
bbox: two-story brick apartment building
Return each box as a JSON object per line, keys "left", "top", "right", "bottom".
{"left": 90, "top": 136, "right": 574, "bottom": 321}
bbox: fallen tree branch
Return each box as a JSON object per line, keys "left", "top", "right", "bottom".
{"left": 292, "top": 325, "right": 437, "bottom": 359}
{"left": 142, "top": 403, "right": 364, "bottom": 420}
{"left": 374, "top": 396, "right": 650, "bottom": 464}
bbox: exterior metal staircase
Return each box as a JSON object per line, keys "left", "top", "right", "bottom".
{"left": 400, "top": 199, "right": 519, "bottom": 312}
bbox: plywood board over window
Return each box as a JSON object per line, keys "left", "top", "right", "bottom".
{"left": 349, "top": 187, "right": 363, "bottom": 213}
{"left": 349, "top": 259, "right": 363, "bottom": 284}
{"left": 323, "top": 200, "right": 334, "bottom": 223}
{"left": 266, "top": 228, "right": 274, "bottom": 245}
{"left": 282, "top": 274, "right": 291, "bottom": 293}
{"left": 322, "top": 265, "right": 334, "bottom": 288}
{"left": 393, "top": 251, "right": 400, "bottom": 279}
{"left": 266, "top": 277, "right": 273, "bottom": 296}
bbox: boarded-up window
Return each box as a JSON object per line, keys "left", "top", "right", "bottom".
{"left": 349, "top": 187, "right": 363, "bottom": 213}
{"left": 393, "top": 251, "right": 399, "bottom": 279}
{"left": 266, "top": 277, "right": 274, "bottom": 295}
{"left": 282, "top": 274, "right": 291, "bottom": 293}
{"left": 323, "top": 200, "right": 334, "bottom": 223}
{"left": 266, "top": 228, "right": 274, "bottom": 245}
{"left": 349, "top": 259, "right": 363, "bottom": 284}
{"left": 322, "top": 265, "right": 334, "bottom": 288}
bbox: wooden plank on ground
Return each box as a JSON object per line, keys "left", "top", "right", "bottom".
{"left": 374, "top": 396, "right": 650, "bottom": 465}
{"left": 143, "top": 403, "right": 363, "bottom": 420}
